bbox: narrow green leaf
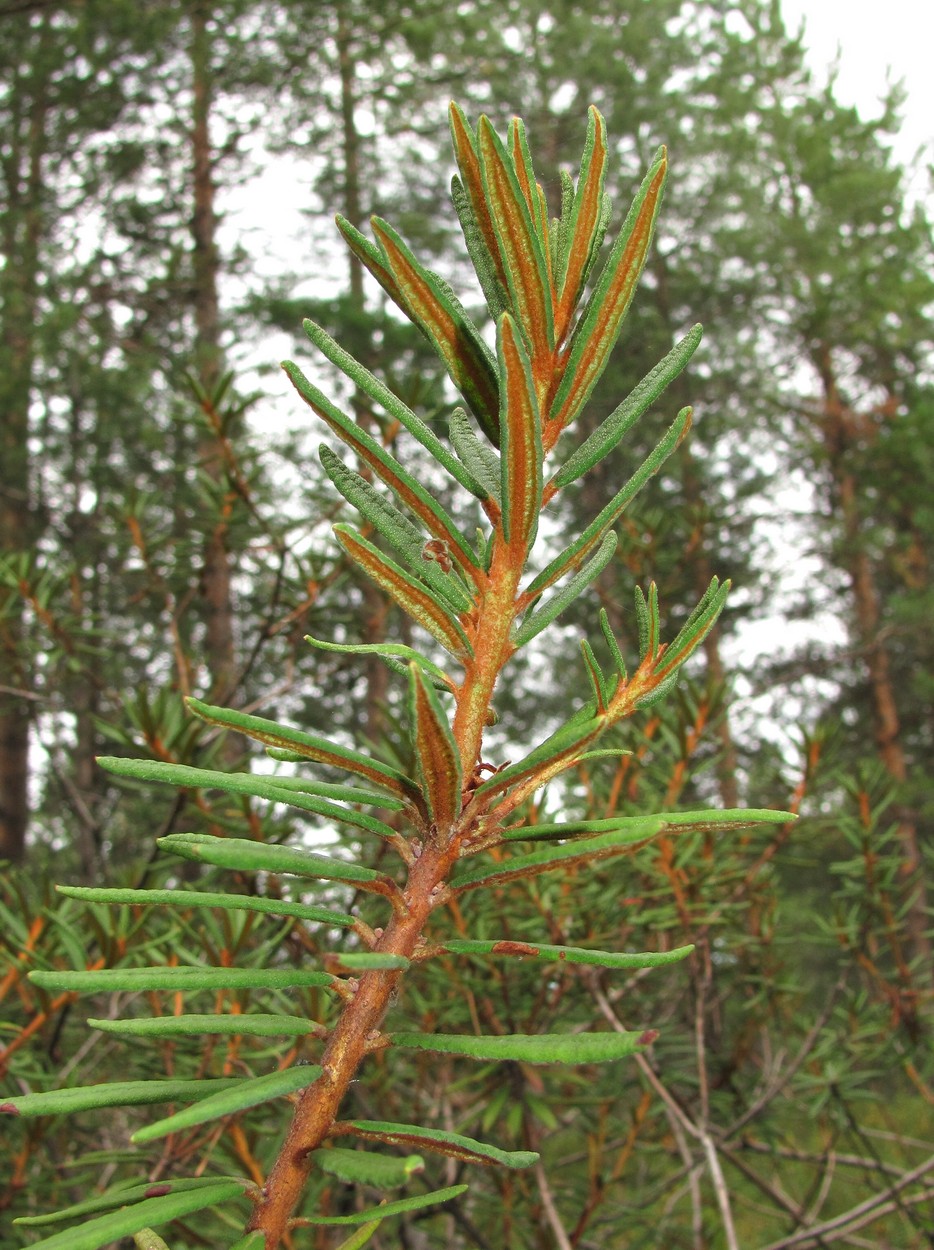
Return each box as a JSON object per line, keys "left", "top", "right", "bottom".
{"left": 335, "top": 213, "right": 406, "bottom": 305}
{"left": 654, "top": 577, "right": 730, "bottom": 678}
{"left": 12, "top": 1182, "right": 246, "bottom": 1250}
{"left": 300, "top": 317, "right": 488, "bottom": 498}
{"left": 552, "top": 324, "right": 703, "bottom": 488}
{"left": 334, "top": 524, "right": 472, "bottom": 660}
{"left": 89, "top": 1014, "right": 321, "bottom": 1040}
{"left": 184, "top": 697, "right": 419, "bottom": 803}
{"left": 647, "top": 584, "right": 660, "bottom": 657}
{"left": 14, "top": 1179, "right": 248, "bottom": 1230}
{"left": 453, "top": 822, "right": 661, "bottom": 893}
{"left": 300, "top": 1185, "right": 467, "bottom": 1226}
{"left": 550, "top": 150, "right": 668, "bottom": 430}
{"left": 527, "top": 406, "right": 691, "bottom": 596}
{"left": 266, "top": 748, "right": 319, "bottom": 763}
{"left": 634, "top": 668, "right": 682, "bottom": 708}
{"left": 133, "top": 1230, "right": 171, "bottom": 1250}
{"left": 580, "top": 639, "right": 609, "bottom": 712}
{"left": 320, "top": 445, "right": 475, "bottom": 612}
{"left": 572, "top": 748, "right": 631, "bottom": 764}
{"left": 244, "top": 774, "right": 403, "bottom": 808}
{"left": 450, "top": 174, "right": 510, "bottom": 324}
{"left": 97, "top": 757, "right": 400, "bottom": 842}
{"left": 449, "top": 105, "right": 511, "bottom": 300}
{"left": 29, "top": 966, "right": 336, "bottom": 994}
{"left": 1, "top": 1079, "right": 240, "bottom": 1119}
{"left": 409, "top": 663, "right": 462, "bottom": 831}
{"left": 335, "top": 953, "right": 410, "bottom": 971}
{"left": 55, "top": 885, "right": 355, "bottom": 929}
{"left": 391, "top": 1030, "right": 651, "bottom": 1064}
{"left": 503, "top": 807, "right": 795, "bottom": 843}
{"left": 672, "top": 575, "right": 724, "bottom": 640}
{"left": 157, "top": 832, "right": 393, "bottom": 895}
{"left": 515, "top": 530, "right": 617, "bottom": 647}
{"left": 314, "top": 1146, "right": 424, "bottom": 1189}
{"left": 228, "top": 1234, "right": 266, "bottom": 1250}
{"left": 517, "top": 140, "right": 553, "bottom": 297}
{"left": 599, "top": 608, "right": 628, "bottom": 682}
{"left": 307, "top": 634, "right": 453, "bottom": 691}
{"left": 331, "top": 1221, "right": 382, "bottom": 1250}
{"left": 498, "top": 313, "right": 543, "bottom": 553}
{"left": 132, "top": 1066, "right": 323, "bottom": 1144}
{"left": 634, "top": 582, "right": 660, "bottom": 661}
{"left": 343, "top": 1119, "right": 538, "bottom": 1169}
{"left": 288, "top": 375, "right": 479, "bottom": 594}
{"left": 449, "top": 406, "right": 501, "bottom": 504}
{"left": 437, "top": 939, "right": 694, "bottom": 970}
{"left": 533, "top": 183, "right": 551, "bottom": 267}
{"left": 508, "top": 117, "right": 541, "bottom": 227}
{"left": 475, "top": 525, "right": 494, "bottom": 573}
{"left": 554, "top": 176, "right": 573, "bottom": 271}
{"left": 370, "top": 218, "right": 501, "bottom": 442}
{"left": 555, "top": 106, "right": 607, "bottom": 334}
{"left": 477, "top": 116, "right": 554, "bottom": 357}
{"left": 473, "top": 706, "right": 603, "bottom": 802}
{"left": 592, "top": 191, "right": 612, "bottom": 278}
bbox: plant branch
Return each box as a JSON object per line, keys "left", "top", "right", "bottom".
{"left": 758, "top": 1155, "right": 934, "bottom": 1249}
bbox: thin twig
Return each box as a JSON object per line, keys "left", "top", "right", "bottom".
{"left": 722, "top": 976, "right": 844, "bottom": 1140}
{"left": 534, "top": 1160, "right": 574, "bottom": 1250}
{"left": 661, "top": 1095, "right": 704, "bottom": 1248}
{"left": 805, "top": 1152, "right": 836, "bottom": 1227}
{"left": 0, "top": 684, "right": 45, "bottom": 700}
{"left": 719, "top": 1144, "right": 833, "bottom": 1249}
{"left": 736, "top": 1137, "right": 905, "bottom": 1178}
{"left": 587, "top": 975, "right": 739, "bottom": 1250}
{"left": 759, "top": 1155, "right": 934, "bottom": 1249}
{"left": 700, "top": 1133, "right": 740, "bottom": 1250}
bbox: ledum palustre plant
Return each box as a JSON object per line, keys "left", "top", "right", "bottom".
{"left": 5, "top": 105, "right": 788, "bottom": 1250}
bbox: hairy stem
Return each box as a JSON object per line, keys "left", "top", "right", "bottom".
{"left": 452, "top": 538, "right": 523, "bottom": 773}
{"left": 248, "top": 838, "right": 460, "bottom": 1246}
{"left": 250, "top": 539, "right": 529, "bottom": 1243}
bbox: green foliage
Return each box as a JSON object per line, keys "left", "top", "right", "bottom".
{"left": 1, "top": 102, "right": 792, "bottom": 1247}
{"left": 389, "top": 1030, "right": 652, "bottom": 1064}
{"left": 4, "top": 8, "right": 932, "bottom": 1244}
{"left": 16, "top": 1184, "right": 250, "bottom": 1250}
{"left": 295, "top": 1184, "right": 469, "bottom": 1226}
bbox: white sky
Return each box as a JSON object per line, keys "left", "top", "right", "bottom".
{"left": 781, "top": 0, "right": 934, "bottom": 194}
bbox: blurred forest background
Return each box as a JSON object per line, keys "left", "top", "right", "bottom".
{"left": 1, "top": 0, "right": 932, "bottom": 1246}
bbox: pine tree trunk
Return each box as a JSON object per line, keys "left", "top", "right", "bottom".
{"left": 64, "top": 477, "right": 104, "bottom": 880}
{"left": 0, "top": 475, "right": 31, "bottom": 864}
{"left": 190, "top": 0, "right": 238, "bottom": 715}
{"left": 70, "top": 672, "right": 102, "bottom": 881}
{"left": 0, "top": 39, "right": 49, "bottom": 863}
{"left": 815, "top": 344, "right": 932, "bottom": 975}
{"left": 336, "top": 0, "right": 389, "bottom": 742}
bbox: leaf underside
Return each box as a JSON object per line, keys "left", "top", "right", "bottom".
{"left": 342, "top": 1119, "right": 538, "bottom": 1169}
{"left": 391, "top": 1029, "right": 652, "bottom": 1064}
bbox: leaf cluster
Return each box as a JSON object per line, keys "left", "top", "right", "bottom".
{"left": 3, "top": 103, "right": 792, "bottom": 1249}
